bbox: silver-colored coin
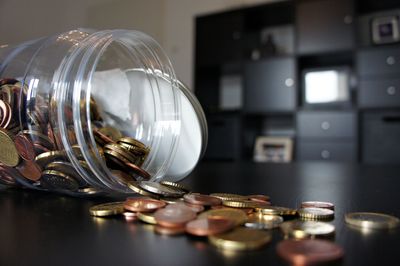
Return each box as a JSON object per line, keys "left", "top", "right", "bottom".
{"left": 245, "top": 214, "right": 284, "bottom": 230}
{"left": 41, "top": 170, "right": 79, "bottom": 191}
{"left": 280, "top": 220, "right": 335, "bottom": 239}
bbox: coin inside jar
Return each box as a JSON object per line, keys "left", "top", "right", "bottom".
{"left": 123, "top": 198, "right": 166, "bottom": 213}
{"left": 138, "top": 181, "right": 185, "bottom": 198}
{"left": 186, "top": 217, "right": 235, "bottom": 236}
{"left": 0, "top": 128, "right": 20, "bottom": 167}
{"left": 16, "top": 160, "right": 42, "bottom": 181}
{"left": 276, "top": 239, "right": 344, "bottom": 265}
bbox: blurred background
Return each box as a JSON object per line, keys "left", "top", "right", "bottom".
{"left": 1, "top": 0, "right": 399, "bottom": 165}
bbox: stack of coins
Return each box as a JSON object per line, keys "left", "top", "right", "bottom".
{"left": 0, "top": 77, "right": 151, "bottom": 193}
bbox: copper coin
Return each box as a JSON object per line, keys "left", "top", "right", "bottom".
{"left": 14, "top": 134, "right": 36, "bottom": 161}
{"left": 125, "top": 162, "right": 151, "bottom": 180}
{"left": 166, "top": 202, "right": 205, "bottom": 213}
{"left": 123, "top": 211, "right": 138, "bottom": 222}
{"left": 276, "top": 239, "right": 344, "bottom": 265}
{"left": 16, "top": 160, "right": 42, "bottom": 181}
{"left": 186, "top": 217, "right": 235, "bottom": 236}
{"left": 154, "top": 205, "right": 197, "bottom": 228}
{"left": 155, "top": 225, "right": 186, "bottom": 236}
{"left": 301, "top": 201, "right": 335, "bottom": 210}
{"left": 0, "top": 167, "right": 16, "bottom": 186}
{"left": 93, "top": 128, "right": 115, "bottom": 144}
{"left": 210, "top": 205, "right": 253, "bottom": 214}
{"left": 183, "top": 193, "right": 222, "bottom": 206}
{"left": 123, "top": 198, "right": 166, "bottom": 213}
{"left": 248, "top": 194, "right": 271, "bottom": 203}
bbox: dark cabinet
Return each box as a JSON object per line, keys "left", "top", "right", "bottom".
{"left": 196, "top": 13, "right": 243, "bottom": 66}
{"left": 362, "top": 112, "right": 400, "bottom": 164}
{"left": 357, "top": 46, "right": 400, "bottom": 77}
{"left": 359, "top": 78, "right": 400, "bottom": 108}
{"left": 244, "top": 57, "right": 296, "bottom": 113}
{"left": 297, "top": 141, "right": 357, "bottom": 161}
{"left": 297, "top": 0, "right": 354, "bottom": 54}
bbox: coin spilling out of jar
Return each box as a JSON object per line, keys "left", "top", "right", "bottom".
{"left": 0, "top": 78, "right": 151, "bottom": 193}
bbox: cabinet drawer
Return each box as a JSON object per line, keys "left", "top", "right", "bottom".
{"left": 297, "top": 111, "right": 356, "bottom": 138}
{"left": 359, "top": 78, "right": 400, "bottom": 108}
{"left": 362, "top": 112, "right": 400, "bottom": 164}
{"left": 297, "top": 141, "right": 357, "bottom": 161}
{"left": 357, "top": 46, "right": 400, "bottom": 77}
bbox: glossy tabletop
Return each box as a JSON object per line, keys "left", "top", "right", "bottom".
{"left": 1, "top": 161, "right": 399, "bottom": 266}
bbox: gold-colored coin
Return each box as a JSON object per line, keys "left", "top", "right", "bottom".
{"left": 41, "top": 170, "right": 80, "bottom": 191}
{"left": 210, "top": 193, "right": 247, "bottom": 201}
{"left": 89, "top": 202, "right": 125, "bottom": 217}
{"left": 298, "top": 207, "right": 334, "bottom": 220}
{"left": 345, "top": 212, "right": 400, "bottom": 230}
{"left": 137, "top": 212, "right": 157, "bottom": 224}
{"left": 198, "top": 208, "right": 248, "bottom": 226}
{"left": 280, "top": 220, "right": 335, "bottom": 239}
{"left": 245, "top": 213, "right": 284, "bottom": 230}
{"left": 0, "top": 129, "right": 19, "bottom": 167}
{"left": 209, "top": 227, "right": 272, "bottom": 251}
{"left": 222, "top": 200, "right": 260, "bottom": 209}
{"left": 160, "top": 181, "right": 190, "bottom": 193}
{"left": 104, "top": 143, "right": 139, "bottom": 164}
{"left": 127, "top": 181, "right": 158, "bottom": 198}
{"left": 256, "top": 206, "right": 297, "bottom": 216}
{"left": 118, "top": 137, "right": 147, "bottom": 149}
{"left": 99, "top": 126, "right": 123, "bottom": 142}
{"left": 35, "top": 150, "right": 67, "bottom": 168}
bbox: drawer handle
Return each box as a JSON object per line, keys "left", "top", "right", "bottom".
{"left": 386, "top": 56, "right": 396, "bottom": 65}
{"left": 321, "top": 121, "right": 331, "bottom": 130}
{"left": 285, "top": 78, "right": 294, "bottom": 87}
{"left": 387, "top": 86, "right": 396, "bottom": 95}
{"left": 321, "top": 150, "right": 330, "bottom": 159}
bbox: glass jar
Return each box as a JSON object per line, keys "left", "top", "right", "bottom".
{"left": 0, "top": 29, "right": 207, "bottom": 196}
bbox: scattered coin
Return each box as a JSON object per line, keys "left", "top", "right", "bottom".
{"left": 184, "top": 193, "right": 222, "bottom": 206}
{"left": 345, "top": 212, "right": 400, "bottom": 230}
{"left": 276, "top": 239, "right": 344, "bottom": 265}
{"left": 298, "top": 207, "right": 335, "bottom": 220}
{"left": 186, "top": 217, "right": 235, "bottom": 236}
{"left": 245, "top": 213, "right": 284, "bottom": 230}
{"left": 89, "top": 202, "right": 125, "bottom": 217}
{"left": 139, "top": 181, "right": 185, "bottom": 198}
{"left": 301, "top": 201, "right": 335, "bottom": 210}
{"left": 155, "top": 225, "right": 186, "bottom": 236}
{"left": 124, "top": 198, "right": 166, "bottom": 213}
{"left": 137, "top": 212, "right": 157, "bottom": 224}
{"left": 154, "top": 205, "right": 197, "bottom": 228}
{"left": 280, "top": 220, "right": 335, "bottom": 239}
{"left": 198, "top": 208, "right": 248, "bottom": 226}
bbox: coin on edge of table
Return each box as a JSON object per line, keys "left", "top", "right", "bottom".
{"left": 301, "top": 201, "right": 335, "bottom": 210}
{"left": 345, "top": 212, "right": 400, "bottom": 230}
{"left": 298, "top": 207, "right": 335, "bottom": 220}
{"left": 186, "top": 217, "right": 235, "bottom": 236}
{"left": 154, "top": 205, "right": 197, "bottom": 228}
{"left": 198, "top": 208, "right": 248, "bottom": 226}
{"left": 155, "top": 225, "right": 186, "bottom": 236}
{"left": 209, "top": 227, "right": 272, "bottom": 251}
{"left": 245, "top": 213, "right": 284, "bottom": 230}
{"left": 276, "top": 239, "right": 344, "bottom": 265}
{"left": 89, "top": 202, "right": 125, "bottom": 217}
{"left": 0, "top": 128, "right": 20, "bottom": 167}
{"left": 280, "top": 220, "right": 335, "bottom": 239}
{"left": 183, "top": 193, "right": 222, "bottom": 206}
{"left": 123, "top": 197, "right": 166, "bottom": 213}
{"left": 137, "top": 212, "right": 157, "bottom": 224}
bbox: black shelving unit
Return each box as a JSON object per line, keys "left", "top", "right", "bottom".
{"left": 194, "top": 0, "right": 400, "bottom": 163}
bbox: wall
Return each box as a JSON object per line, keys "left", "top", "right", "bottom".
{"left": 0, "top": 0, "right": 277, "bottom": 89}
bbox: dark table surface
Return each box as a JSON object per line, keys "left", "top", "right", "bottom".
{"left": 1, "top": 161, "right": 400, "bottom": 266}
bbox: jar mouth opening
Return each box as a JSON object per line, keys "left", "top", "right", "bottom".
{"left": 55, "top": 30, "right": 182, "bottom": 193}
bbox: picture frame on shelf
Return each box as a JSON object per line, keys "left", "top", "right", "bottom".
{"left": 253, "top": 136, "right": 293, "bottom": 163}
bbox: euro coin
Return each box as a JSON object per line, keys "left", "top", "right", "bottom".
{"left": 0, "top": 128, "right": 20, "bottom": 167}
{"left": 89, "top": 202, "right": 125, "bottom": 217}
{"left": 345, "top": 212, "right": 400, "bottom": 230}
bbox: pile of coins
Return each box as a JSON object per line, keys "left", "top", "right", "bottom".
{"left": 89, "top": 181, "right": 399, "bottom": 264}
{"left": 0, "top": 78, "right": 151, "bottom": 193}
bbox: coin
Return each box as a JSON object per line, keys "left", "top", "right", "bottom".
{"left": 209, "top": 227, "right": 272, "bottom": 251}
{"left": 276, "top": 239, "right": 344, "bottom": 265}
{"left": 127, "top": 181, "right": 158, "bottom": 197}
{"left": 301, "top": 201, "right": 335, "bottom": 210}
{"left": 155, "top": 225, "right": 185, "bottom": 236}
{"left": 257, "top": 206, "right": 297, "bottom": 216}
{"left": 41, "top": 170, "right": 80, "bottom": 191}
{"left": 137, "top": 212, "right": 157, "bottom": 224}
{"left": 89, "top": 202, "right": 125, "bottom": 217}
{"left": 280, "top": 220, "right": 335, "bottom": 239}
{"left": 166, "top": 202, "right": 204, "bottom": 213}
{"left": 248, "top": 194, "right": 271, "bottom": 203}
{"left": 210, "top": 193, "right": 247, "bottom": 201}
{"left": 35, "top": 151, "right": 66, "bottom": 168}
{"left": 118, "top": 137, "right": 147, "bottom": 150}
{"left": 186, "top": 217, "right": 235, "bottom": 236}
{"left": 245, "top": 214, "right": 284, "bottom": 230}
{"left": 154, "top": 205, "right": 197, "bottom": 228}
{"left": 160, "top": 181, "right": 190, "bottom": 193}
{"left": 198, "top": 208, "right": 248, "bottom": 226}
{"left": 93, "top": 128, "right": 115, "bottom": 145}
{"left": 183, "top": 193, "right": 222, "bottom": 206}
{"left": 124, "top": 161, "right": 151, "bottom": 179}
{"left": 16, "top": 160, "right": 42, "bottom": 181}
{"left": 122, "top": 211, "right": 138, "bottom": 222}
{"left": 0, "top": 100, "right": 12, "bottom": 128}
{"left": 0, "top": 165, "right": 17, "bottom": 186}
{"left": 0, "top": 128, "right": 20, "bottom": 167}
{"left": 138, "top": 181, "right": 185, "bottom": 198}
{"left": 99, "top": 126, "right": 122, "bottom": 142}
{"left": 46, "top": 161, "right": 86, "bottom": 187}
{"left": 105, "top": 143, "right": 139, "bottom": 164}
{"left": 298, "top": 207, "right": 334, "bottom": 220}
{"left": 123, "top": 198, "right": 166, "bottom": 212}
{"left": 345, "top": 212, "right": 400, "bottom": 230}
{"left": 222, "top": 200, "right": 264, "bottom": 209}
{"left": 22, "top": 130, "right": 54, "bottom": 150}
{"left": 14, "top": 133, "right": 36, "bottom": 161}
